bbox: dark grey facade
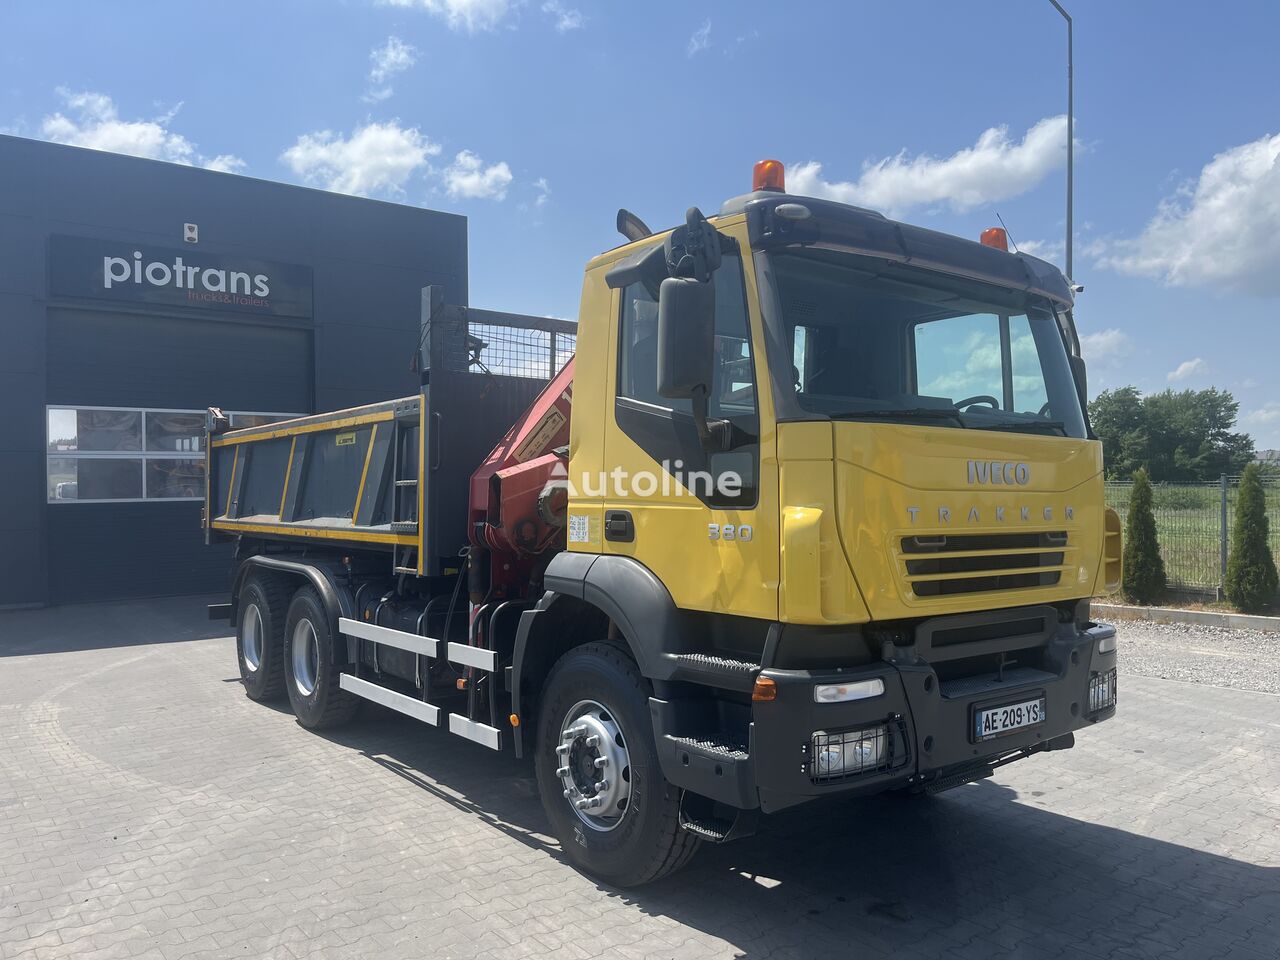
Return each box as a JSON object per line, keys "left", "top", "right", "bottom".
{"left": 0, "top": 135, "right": 468, "bottom": 607}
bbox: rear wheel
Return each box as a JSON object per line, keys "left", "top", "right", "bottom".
{"left": 534, "top": 640, "right": 699, "bottom": 886}
{"left": 237, "top": 577, "right": 286, "bottom": 701}
{"left": 283, "top": 586, "right": 358, "bottom": 729}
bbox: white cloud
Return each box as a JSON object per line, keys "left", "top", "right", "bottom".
{"left": 39, "top": 89, "right": 243, "bottom": 172}
{"left": 533, "top": 176, "right": 551, "bottom": 207}
{"left": 1098, "top": 133, "right": 1280, "bottom": 296}
{"left": 1079, "top": 328, "right": 1133, "bottom": 367}
{"left": 379, "top": 0, "right": 512, "bottom": 33}
{"left": 443, "top": 150, "right": 512, "bottom": 200}
{"left": 205, "top": 155, "right": 246, "bottom": 174}
{"left": 1166, "top": 357, "right": 1208, "bottom": 382}
{"left": 280, "top": 121, "right": 440, "bottom": 196}
{"left": 687, "top": 20, "right": 711, "bottom": 57}
{"left": 788, "top": 116, "right": 1069, "bottom": 217}
{"left": 370, "top": 36, "right": 417, "bottom": 83}
{"left": 1016, "top": 237, "right": 1064, "bottom": 263}
{"left": 541, "top": 0, "right": 582, "bottom": 31}
{"left": 365, "top": 36, "right": 417, "bottom": 101}
{"left": 1245, "top": 402, "right": 1280, "bottom": 426}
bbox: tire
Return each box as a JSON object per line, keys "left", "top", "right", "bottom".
{"left": 534, "top": 640, "right": 700, "bottom": 887}
{"left": 237, "top": 576, "right": 286, "bottom": 701}
{"left": 283, "top": 586, "right": 359, "bottom": 729}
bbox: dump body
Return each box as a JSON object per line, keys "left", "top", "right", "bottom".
{"left": 207, "top": 298, "right": 576, "bottom": 576}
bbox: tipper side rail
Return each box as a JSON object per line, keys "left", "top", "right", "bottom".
{"left": 205, "top": 161, "right": 1123, "bottom": 887}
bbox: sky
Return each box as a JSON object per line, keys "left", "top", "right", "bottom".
{"left": 3, "top": 0, "right": 1278, "bottom": 449}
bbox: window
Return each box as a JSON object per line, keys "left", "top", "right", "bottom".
{"left": 912, "top": 312, "right": 1070, "bottom": 421}
{"left": 615, "top": 250, "right": 759, "bottom": 507}
{"left": 618, "top": 252, "right": 756, "bottom": 419}
{"left": 913, "top": 313, "right": 1005, "bottom": 404}
{"left": 767, "top": 248, "right": 1087, "bottom": 438}
{"left": 47, "top": 406, "right": 299, "bottom": 503}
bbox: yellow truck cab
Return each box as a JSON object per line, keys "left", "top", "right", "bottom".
{"left": 206, "top": 161, "right": 1122, "bottom": 886}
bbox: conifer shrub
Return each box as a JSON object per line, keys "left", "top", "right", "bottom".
{"left": 1225, "top": 464, "right": 1279, "bottom": 612}
{"left": 1122, "top": 468, "right": 1167, "bottom": 604}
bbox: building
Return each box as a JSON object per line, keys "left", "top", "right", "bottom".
{"left": 0, "top": 135, "right": 468, "bottom": 608}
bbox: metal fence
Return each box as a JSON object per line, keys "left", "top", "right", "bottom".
{"left": 1104, "top": 476, "right": 1280, "bottom": 596}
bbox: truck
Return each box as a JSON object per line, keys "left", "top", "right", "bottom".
{"left": 205, "top": 160, "right": 1123, "bottom": 887}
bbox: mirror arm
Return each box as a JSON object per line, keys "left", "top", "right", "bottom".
{"left": 690, "top": 389, "right": 749, "bottom": 454}
{"left": 691, "top": 387, "right": 712, "bottom": 448}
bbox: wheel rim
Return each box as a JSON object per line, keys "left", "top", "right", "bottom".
{"left": 242, "top": 604, "right": 263, "bottom": 673}
{"left": 291, "top": 619, "right": 319, "bottom": 696}
{"left": 555, "top": 699, "right": 633, "bottom": 833}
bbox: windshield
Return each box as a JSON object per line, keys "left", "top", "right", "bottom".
{"left": 764, "top": 248, "right": 1087, "bottom": 438}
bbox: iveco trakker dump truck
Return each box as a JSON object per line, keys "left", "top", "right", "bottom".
{"left": 205, "top": 160, "right": 1122, "bottom": 886}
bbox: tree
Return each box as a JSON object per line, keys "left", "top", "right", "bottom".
{"left": 1224, "top": 464, "right": 1279, "bottom": 612}
{"left": 1089, "top": 386, "right": 1149, "bottom": 479}
{"left": 1122, "top": 468, "right": 1167, "bottom": 604}
{"left": 1090, "top": 387, "right": 1255, "bottom": 481}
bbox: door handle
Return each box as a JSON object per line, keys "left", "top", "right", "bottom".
{"left": 604, "top": 510, "right": 634, "bottom": 543}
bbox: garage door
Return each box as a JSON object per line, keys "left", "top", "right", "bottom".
{"left": 46, "top": 308, "right": 312, "bottom": 603}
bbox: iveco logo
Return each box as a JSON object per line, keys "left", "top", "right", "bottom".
{"left": 968, "top": 460, "right": 1030, "bottom": 485}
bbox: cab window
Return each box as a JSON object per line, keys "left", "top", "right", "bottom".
{"left": 615, "top": 249, "right": 758, "bottom": 507}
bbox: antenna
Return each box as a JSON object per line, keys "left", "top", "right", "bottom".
{"left": 995, "top": 212, "right": 1019, "bottom": 253}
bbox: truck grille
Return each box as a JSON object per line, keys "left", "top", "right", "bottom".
{"left": 899, "top": 531, "right": 1071, "bottom": 598}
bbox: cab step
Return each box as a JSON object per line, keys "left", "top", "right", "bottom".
{"left": 678, "top": 797, "right": 757, "bottom": 843}
{"left": 666, "top": 735, "right": 749, "bottom": 762}
{"left": 660, "top": 733, "right": 755, "bottom": 809}
{"left": 390, "top": 522, "right": 419, "bottom": 534}
{"left": 666, "top": 653, "right": 758, "bottom": 692}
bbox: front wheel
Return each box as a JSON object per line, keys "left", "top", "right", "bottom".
{"left": 534, "top": 640, "right": 699, "bottom": 886}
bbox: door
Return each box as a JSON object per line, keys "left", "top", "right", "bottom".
{"left": 602, "top": 225, "right": 778, "bottom": 621}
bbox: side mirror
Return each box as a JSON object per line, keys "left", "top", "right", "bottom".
{"left": 657, "top": 277, "right": 715, "bottom": 400}
{"left": 1069, "top": 354, "right": 1088, "bottom": 407}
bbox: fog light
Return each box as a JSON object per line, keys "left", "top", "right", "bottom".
{"left": 810, "top": 724, "right": 887, "bottom": 780}
{"left": 1097, "top": 633, "right": 1117, "bottom": 655}
{"left": 814, "top": 677, "right": 885, "bottom": 703}
{"left": 1088, "top": 668, "right": 1117, "bottom": 714}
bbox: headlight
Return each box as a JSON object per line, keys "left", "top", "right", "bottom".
{"left": 1097, "top": 633, "right": 1117, "bottom": 655}
{"left": 810, "top": 724, "right": 887, "bottom": 780}
{"left": 1089, "top": 668, "right": 1117, "bottom": 713}
{"left": 814, "top": 677, "right": 884, "bottom": 703}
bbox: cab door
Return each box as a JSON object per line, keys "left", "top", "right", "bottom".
{"left": 602, "top": 222, "right": 779, "bottom": 622}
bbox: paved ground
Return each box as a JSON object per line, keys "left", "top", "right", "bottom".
{"left": 1, "top": 597, "right": 1278, "bottom": 960}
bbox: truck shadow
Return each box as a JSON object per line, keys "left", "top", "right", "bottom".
{"left": 319, "top": 705, "right": 1279, "bottom": 960}
{"left": 0, "top": 594, "right": 229, "bottom": 657}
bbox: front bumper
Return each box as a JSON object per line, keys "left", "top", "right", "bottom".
{"left": 655, "top": 619, "right": 1117, "bottom": 814}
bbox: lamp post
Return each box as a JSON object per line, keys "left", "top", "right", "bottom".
{"left": 1048, "top": 0, "right": 1073, "bottom": 282}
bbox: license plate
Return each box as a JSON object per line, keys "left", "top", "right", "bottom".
{"left": 973, "top": 696, "right": 1045, "bottom": 742}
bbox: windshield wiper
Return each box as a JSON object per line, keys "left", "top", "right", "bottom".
{"left": 827, "top": 407, "right": 965, "bottom": 427}
{"left": 970, "top": 419, "right": 1067, "bottom": 436}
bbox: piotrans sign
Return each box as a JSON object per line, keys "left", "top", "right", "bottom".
{"left": 48, "top": 235, "right": 313, "bottom": 318}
